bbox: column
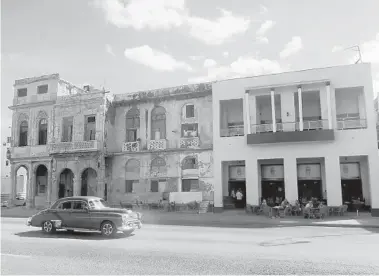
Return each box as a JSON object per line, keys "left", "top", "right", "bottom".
{"left": 284, "top": 157, "right": 298, "bottom": 204}
{"left": 324, "top": 156, "right": 342, "bottom": 207}
{"left": 245, "top": 157, "right": 259, "bottom": 206}
{"left": 46, "top": 161, "right": 52, "bottom": 207}
{"left": 298, "top": 86, "right": 303, "bottom": 131}
{"left": 213, "top": 160, "right": 223, "bottom": 212}
{"left": 244, "top": 92, "right": 251, "bottom": 134}
{"left": 10, "top": 163, "right": 16, "bottom": 206}
{"left": 27, "top": 162, "right": 34, "bottom": 208}
{"left": 51, "top": 159, "right": 57, "bottom": 204}
{"left": 367, "top": 154, "right": 379, "bottom": 217}
{"left": 326, "top": 82, "right": 333, "bottom": 129}
{"left": 249, "top": 95, "right": 257, "bottom": 133}
{"left": 270, "top": 89, "right": 277, "bottom": 132}
{"left": 73, "top": 163, "right": 80, "bottom": 196}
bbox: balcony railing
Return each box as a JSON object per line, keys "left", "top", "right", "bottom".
{"left": 50, "top": 140, "right": 99, "bottom": 154}
{"left": 180, "top": 136, "right": 200, "bottom": 149}
{"left": 337, "top": 119, "right": 367, "bottom": 130}
{"left": 251, "top": 120, "right": 328, "bottom": 134}
{"left": 220, "top": 125, "right": 244, "bottom": 137}
{"left": 122, "top": 141, "right": 140, "bottom": 152}
{"left": 148, "top": 139, "right": 167, "bottom": 151}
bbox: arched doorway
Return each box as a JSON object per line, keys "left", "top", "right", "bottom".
{"left": 81, "top": 168, "right": 97, "bottom": 196}
{"left": 35, "top": 165, "right": 48, "bottom": 207}
{"left": 59, "top": 169, "right": 74, "bottom": 198}
{"left": 15, "top": 165, "right": 28, "bottom": 206}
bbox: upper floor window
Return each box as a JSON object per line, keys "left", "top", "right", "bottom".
{"left": 182, "top": 123, "right": 198, "bottom": 137}
{"left": 185, "top": 104, "right": 195, "bottom": 118}
{"left": 37, "top": 85, "right": 48, "bottom": 94}
{"left": 38, "top": 119, "right": 48, "bottom": 145}
{"left": 19, "top": 121, "right": 28, "bottom": 147}
{"left": 126, "top": 108, "right": 140, "bottom": 142}
{"left": 62, "top": 117, "right": 73, "bottom": 142}
{"left": 220, "top": 99, "right": 244, "bottom": 137}
{"left": 17, "top": 88, "right": 27, "bottom": 97}
{"left": 84, "top": 115, "right": 96, "bottom": 141}
{"left": 151, "top": 106, "right": 166, "bottom": 140}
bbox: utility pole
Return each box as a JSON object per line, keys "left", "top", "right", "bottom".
{"left": 344, "top": 45, "right": 362, "bottom": 64}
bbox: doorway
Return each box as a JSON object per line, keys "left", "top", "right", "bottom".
{"left": 59, "top": 169, "right": 74, "bottom": 198}
{"left": 228, "top": 180, "right": 246, "bottom": 209}
{"left": 341, "top": 179, "right": 363, "bottom": 203}
{"left": 261, "top": 181, "right": 285, "bottom": 206}
{"left": 81, "top": 168, "right": 97, "bottom": 196}
{"left": 298, "top": 180, "right": 322, "bottom": 202}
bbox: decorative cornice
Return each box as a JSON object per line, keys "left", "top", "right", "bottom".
{"left": 14, "top": 74, "right": 59, "bottom": 86}
{"left": 106, "top": 146, "right": 213, "bottom": 156}
{"left": 9, "top": 100, "right": 56, "bottom": 110}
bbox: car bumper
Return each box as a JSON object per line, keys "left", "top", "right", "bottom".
{"left": 26, "top": 217, "right": 32, "bottom": 226}
{"left": 118, "top": 220, "right": 142, "bottom": 232}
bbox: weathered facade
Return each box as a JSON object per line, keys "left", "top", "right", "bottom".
{"left": 8, "top": 74, "right": 214, "bottom": 208}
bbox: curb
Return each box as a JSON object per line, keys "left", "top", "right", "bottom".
{"left": 2, "top": 214, "right": 379, "bottom": 229}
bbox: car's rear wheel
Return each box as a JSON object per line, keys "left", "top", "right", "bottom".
{"left": 101, "top": 221, "right": 116, "bottom": 238}
{"left": 42, "top": 221, "right": 56, "bottom": 234}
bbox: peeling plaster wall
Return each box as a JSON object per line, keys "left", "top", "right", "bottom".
{"left": 107, "top": 94, "right": 213, "bottom": 153}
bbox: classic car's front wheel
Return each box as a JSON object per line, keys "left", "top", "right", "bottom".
{"left": 42, "top": 221, "right": 56, "bottom": 234}
{"left": 101, "top": 221, "right": 116, "bottom": 238}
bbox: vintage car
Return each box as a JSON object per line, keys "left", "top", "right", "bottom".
{"left": 26, "top": 196, "right": 142, "bottom": 238}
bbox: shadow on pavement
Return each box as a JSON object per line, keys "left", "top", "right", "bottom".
{"left": 14, "top": 230, "right": 134, "bottom": 240}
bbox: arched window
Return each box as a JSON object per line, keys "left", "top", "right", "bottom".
{"left": 151, "top": 106, "right": 166, "bottom": 140}
{"left": 19, "top": 121, "right": 28, "bottom": 147}
{"left": 125, "top": 159, "right": 140, "bottom": 193}
{"left": 182, "top": 157, "right": 197, "bottom": 170}
{"left": 38, "top": 119, "right": 48, "bottom": 145}
{"left": 151, "top": 157, "right": 166, "bottom": 168}
{"left": 126, "top": 108, "right": 140, "bottom": 142}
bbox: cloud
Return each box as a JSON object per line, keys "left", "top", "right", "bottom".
{"left": 105, "top": 44, "right": 115, "bottom": 56}
{"left": 189, "top": 56, "right": 282, "bottom": 83}
{"left": 124, "top": 45, "right": 192, "bottom": 72}
{"left": 93, "top": 1, "right": 250, "bottom": 45}
{"left": 256, "top": 36, "right": 269, "bottom": 44}
{"left": 332, "top": 45, "right": 343, "bottom": 53}
{"left": 203, "top": 59, "right": 217, "bottom": 68}
{"left": 92, "top": 0, "right": 186, "bottom": 30}
{"left": 279, "top": 36, "right": 303, "bottom": 59}
{"left": 189, "top": 55, "right": 204, "bottom": 61}
{"left": 259, "top": 5, "right": 268, "bottom": 14}
{"left": 256, "top": 20, "right": 275, "bottom": 36}
{"left": 186, "top": 9, "right": 251, "bottom": 45}
{"left": 223, "top": 51, "right": 229, "bottom": 57}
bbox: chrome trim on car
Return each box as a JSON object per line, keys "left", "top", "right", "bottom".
{"left": 26, "top": 217, "right": 32, "bottom": 226}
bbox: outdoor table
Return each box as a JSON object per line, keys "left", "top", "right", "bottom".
{"left": 309, "top": 208, "right": 320, "bottom": 219}
{"left": 272, "top": 206, "right": 281, "bottom": 217}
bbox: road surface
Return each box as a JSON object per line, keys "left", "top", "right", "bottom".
{"left": 1, "top": 218, "right": 379, "bottom": 275}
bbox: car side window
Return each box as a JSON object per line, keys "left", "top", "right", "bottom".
{"left": 73, "top": 201, "right": 88, "bottom": 210}
{"left": 57, "top": 201, "right": 72, "bottom": 210}
{"left": 88, "top": 201, "right": 95, "bottom": 209}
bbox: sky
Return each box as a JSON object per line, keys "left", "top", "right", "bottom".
{"left": 1, "top": 0, "right": 379, "bottom": 145}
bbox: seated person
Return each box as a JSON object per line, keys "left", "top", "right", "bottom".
{"left": 303, "top": 201, "right": 313, "bottom": 218}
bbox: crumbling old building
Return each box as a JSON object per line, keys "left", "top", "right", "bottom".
{"left": 8, "top": 73, "right": 214, "bottom": 208}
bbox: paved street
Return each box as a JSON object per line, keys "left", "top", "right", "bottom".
{"left": 1, "top": 218, "right": 379, "bottom": 275}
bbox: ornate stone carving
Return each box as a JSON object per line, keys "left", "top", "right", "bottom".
{"left": 180, "top": 137, "right": 200, "bottom": 149}
{"left": 148, "top": 139, "right": 167, "bottom": 151}
{"left": 122, "top": 141, "right": 140, "bottom": 152}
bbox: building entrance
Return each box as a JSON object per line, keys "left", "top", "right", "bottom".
{"left": 297, "top": 164, "right": 323, "bottom": 203}
{"left": 261, "top": 164, "right": 285, "bottom": 206}
{"left": 340, "top": 162, "right": 364, "bottom": 210}
{"left": 228, "top": 180, "right": 246, "bottom": 209}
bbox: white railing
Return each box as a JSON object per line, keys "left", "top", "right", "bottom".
{"left": 250, "top": 120, "right": 328, "bottom": 134}
{"left": 148, "top": 139, "right": 167, "bottom": 151}
{"left": 50, "top": 140, "right": 99, "bottom": 153}
{"left": 180, "top": 136, "right": 200, "bottom": 148}
{"left": 122, "top": 141, "right": 140, "bottom": 152}
{"left": 299, "top": 120, "right": 326, "bottom": 131}
{"left": 337, "top": 119, "right": 367, "bottom": 130}
{"left": 220, "top": 125, "right": 244, "bottom": 137}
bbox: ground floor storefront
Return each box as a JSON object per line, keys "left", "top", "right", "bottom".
{"left": 215, "top": 154, "right": 379, "bottom": 216}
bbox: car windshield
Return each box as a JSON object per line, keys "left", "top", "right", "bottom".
{"left": 89, "top": 199, "right": 110, "bottom": 209}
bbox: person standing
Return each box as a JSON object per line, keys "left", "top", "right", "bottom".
{"left": 235, "top": 189, "right": 243, "bottom": 208}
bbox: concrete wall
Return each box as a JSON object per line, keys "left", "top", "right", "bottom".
{"left": 212, "top": 63, "right": 379, "bottom": 210}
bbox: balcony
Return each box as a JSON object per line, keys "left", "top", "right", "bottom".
{"left": 180, "top": 136, "right": 200, "bottom": 149}
{"left": 49, "top": 140, "right": 99, "bottom": 154}
{"left": 122, "top": 141, "right": 140, "bottom": 152}
{"left": 148, "top": 139, "right": 167, "bottom": 151}
{"left": 10, "top": 145, "right": 49, "bottom": 159}
{"left": 248, "top": 120, "right": 334, "bottom": 144}
{"left": 220, "top": 125, "right": 244, "bottom": 137}
{"left": 337, "top": 118, "right": 367, "bottom": 130}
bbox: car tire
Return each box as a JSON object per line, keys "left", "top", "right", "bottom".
{"left": 101, "top": 221, "right": 116, "bottom": 238}
{"left": 42, "top": 221, "right": 56, "bottom": 234}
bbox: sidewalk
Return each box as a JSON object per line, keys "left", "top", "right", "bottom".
{"left": 2, "top": 206, "right": 379, "bottom": 229}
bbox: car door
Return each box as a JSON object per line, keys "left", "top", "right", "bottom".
{"left": 70, "top": 200, "right": 92, "bottom": 229}
{"left": 54, "top": 200, "right": 73, "bottom": 227}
